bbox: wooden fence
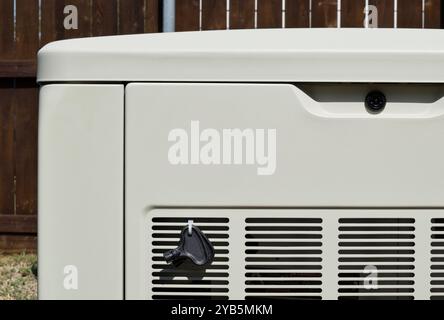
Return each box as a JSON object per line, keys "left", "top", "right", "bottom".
{"left": 0, "top": 0, "right": 442, "bottom": 253}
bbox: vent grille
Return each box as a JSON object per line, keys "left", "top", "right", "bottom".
{"left": 244, "top": 218, "right": 323, "bottom": 300}
{"left": 150, "top": 217, "right": 230, "bottom": 300}
{"left": 431, "top": 218, "right": 444, "bottom": 300}
{"left": 338, "top": 218, "right": 416, "bottom": 300}
{"left": 144, "top": 210, "right": 444, "bottom": 300}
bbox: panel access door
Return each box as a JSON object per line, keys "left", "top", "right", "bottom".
{"left": 125, "top": 83, "right": 444, "bottom": 299}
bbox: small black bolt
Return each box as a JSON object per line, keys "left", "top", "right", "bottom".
{"left": 365, "top": 91, "right": 386, "bottom": 114}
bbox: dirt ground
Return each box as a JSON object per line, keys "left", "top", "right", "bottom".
{"left": 0, "top": 254, "right": 37, "bottom": 300}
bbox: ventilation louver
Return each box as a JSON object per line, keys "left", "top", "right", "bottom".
{"left": 150, "top": 217, "right": 230, "bottom": 300}
{"left": 338, "top": 218, "right": 416, "bottom": 300}
{"left": 244, "top": 218, "right": 323, "bottom": 300}
{"left": 146, "top": 210, "right": 444, "bottom": 300}
{"left": 431, "top": 218, "right": 444, "bottom": 300}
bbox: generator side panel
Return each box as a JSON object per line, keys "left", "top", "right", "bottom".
{"left": 38, "top": 85, "right": 124, "bottom": 300}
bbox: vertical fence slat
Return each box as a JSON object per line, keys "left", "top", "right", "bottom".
{"left": 176, "top": 0, "right": 200, "bottom": 31}
{"left": 41, "top": 0, "right": 76, "bottom": 41}
{"left": 43, "top": 0, "right": 92, "bottom": 40}
{"left": 14, "top": 79, "right": 38, "bottom": 216}
{"left": 286, "top": 0, "right": 310, "bottom": 28}
{"left": 0, "top": 80, "right": 15, "bottom": 216}
{"left": 230, "top": 0, "right": 255, "bottom": 29}
{"left": 15, "top": 0, "right": 40, "bottom": 60}
{"left": 257, "top": 0, "right": 282, "bottom": 28}
{"left": 397, "top": 0, "right": 423, "bottom": 28}
{"left": 145, "top": 0, "right": 160, "bottom": 33}
{"left": 368, "top": 0, "right": 394, "bottom": 28}
{"left": 202, "top": 0, "right": 227, "bottom": 30}
{"left": 312, "top": 0, "right": 338, "bottom": 27}
{"left": 119, "top": 0, "right": 145, "bottom": 34}
{"left": 92, "top": 0, "right": 118, "bottom": 36}
{"left": 425, "top": 0, "right": 441, "bottom": 28}
{"left": 60, "top": 0, "right": 92, "bottom": 38}
{"left": 341, "top": 0, "right": 365, "bottom": 27}
{"left": 0, "top": 0, "right": 14, "bottom": 59}
{"left": 41, "top": 0, "right": 62, "bottom": 46}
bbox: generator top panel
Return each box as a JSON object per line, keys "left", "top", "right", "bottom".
{"left": 37, "top": 28, "right": 444, "bottom": 83}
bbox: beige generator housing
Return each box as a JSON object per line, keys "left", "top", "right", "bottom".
{"left": 38, "top": 29, "right": 444, "bottom": 300}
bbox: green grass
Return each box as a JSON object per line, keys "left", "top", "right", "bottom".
{"left": 0, "top": 253, "right": 37, "bottom": 300}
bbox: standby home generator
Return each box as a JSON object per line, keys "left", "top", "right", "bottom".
{"left": 38, "top": 29, "right": 444, "bottom": 300}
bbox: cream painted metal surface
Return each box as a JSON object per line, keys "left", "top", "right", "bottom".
{"left": 39, "top": 85, "right": 124, "bottom": 300}
{"left": 37, "top": 29, "right": 444, "bottom": 83}
{"left": 125, "top": 82, "right": 444, "bottom": 299}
